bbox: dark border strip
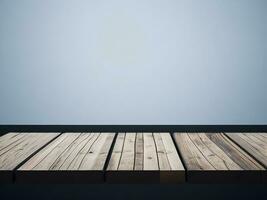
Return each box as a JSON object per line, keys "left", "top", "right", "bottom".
{"left": 1, "top": 125, "right": 267, "bottom": 134}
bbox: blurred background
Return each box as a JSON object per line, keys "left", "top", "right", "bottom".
{"left": 0, "top": 0, "right": 266, "bottom": 125}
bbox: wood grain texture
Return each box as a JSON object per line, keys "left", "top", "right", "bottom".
{"left": 106, "top": 133, "right": 185, "bottom": 183}
{"left": 225, "top": 133, "right": 267, "bottom": 183}
{"left": 1, "top": 132, "right": 266, "bottom": 184}
{"left": 0, "top": 132, "right": 60, "bottom": 183}
{"left": 16, "top": 132, "right": 115, "bottom": 183}
{"left": 173, "top": 133, "right": 265, "bottom": 183}
{"left": 225, "top": 133, "right": 267, "bottom": 167}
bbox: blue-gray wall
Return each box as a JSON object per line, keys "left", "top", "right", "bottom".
{"left": 0, "top": 0, "right": 266, "bottom": 124}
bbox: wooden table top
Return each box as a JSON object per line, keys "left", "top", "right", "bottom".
{"left": 0, "top": 132, "right": 266, "bottom": 183}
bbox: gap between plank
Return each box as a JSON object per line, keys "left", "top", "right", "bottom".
{"left": 170, "top": 132, "right": 188, "bottom": 181}
{"left": 103, "top": 132, "right": 118, "bottom": 182}
{"left": 12, "top": 132, "right": 63, "bottom": 183}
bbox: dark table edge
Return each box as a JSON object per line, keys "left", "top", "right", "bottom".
{"left": 1, "top": 125, "right": 267, "bottom": 134}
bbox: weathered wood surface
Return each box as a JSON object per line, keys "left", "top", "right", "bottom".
{"left": 16, "top": 132, "right": 115, "bottom": 183}
{"left": 1, "top": 132, "right": 266, "bottom": 184}
{"left": 0, "top": 132, "right": 60, "bottom": 183}
{"left": 106, "top": 133, "right": 185, "bottom": 183}
{"left": 173, "top": 133, "right": 265, "bottom": 183}
{"left": 225, "top": 133, "right": 267, "bottom": 183}
{"left": 225, "top": 133, "right": 267, "bottom": 167}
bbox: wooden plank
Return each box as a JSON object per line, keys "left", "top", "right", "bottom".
{"left": 106, "top": 133, "right": 185, "bottom": 183}
{"left": 118, "top": 133, "right": 136, "bottom": 170}
{"left": 16, "top": 132, "right": 115, "bottom": 183}
{"left": 173, "top": 133, "right": 264, "bottom": 183}
{"left": 160, "top": 133, "right": 184, "bottom": 170}
{"left": 107, "top": 133, "right": 125, "bottom": 171}
{"left": 225, "top": 132, "right": 267, "bottom": 183}
{"left": 134, "top": 133, "right": 144, "bottom": 170}
{"left": 66, "top": 133, "right": 100, "bottom": 170}
{"left": 225, "top": 133, "right": 267, "bottom": 167}
{"left": 156, "top": 133, "right": 185, "bottom": 183}
{"left": 154, "top": 133, "right": 171, "bottom": 170}
{"left": 205, "top": 133, "right": 264, "bottom": 170}
{"left": 49, "top": 133, "right": 92, "bottom": 170}
{"left": 143, "top": 133, "right": 158, "bottom": 170}
{"left": 0, "top": 132, "right": 60, "bottom": 183}
{"left": 0, "top": 132, "right": 23, "bottom": 147}
{"left": 80, "top": 133, "right": 114, "bottom": 170}
{"left": 174, "top": 133, "right": 214, "bottom": 170}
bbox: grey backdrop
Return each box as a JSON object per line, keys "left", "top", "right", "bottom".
{"left": 0, "top": 0, "right": 266, "bottom": 125}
